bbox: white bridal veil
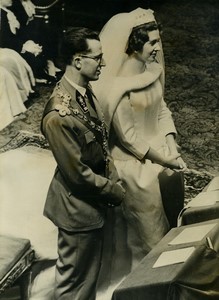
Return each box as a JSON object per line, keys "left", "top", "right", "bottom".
{"left": 92, "top": 7, "right": 165, "bottom": 127}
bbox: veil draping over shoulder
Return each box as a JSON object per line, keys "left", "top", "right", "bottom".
{"left": 92, "top": 7, "right": 165, "bottom": 128}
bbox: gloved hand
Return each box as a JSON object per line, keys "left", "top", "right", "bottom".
{"left": 22, "top": 40, "right": 42, "bottom": 57}
{"left": 106, "top": 182, "right": 125, "bottom": 208}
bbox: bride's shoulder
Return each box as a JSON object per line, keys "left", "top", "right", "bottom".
{"left": 114, "top": 69, "right": 159, "bottom": 93}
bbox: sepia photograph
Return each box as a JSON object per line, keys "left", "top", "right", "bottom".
{"left": 0, "top": 0, "right": 219, "bottom": 299}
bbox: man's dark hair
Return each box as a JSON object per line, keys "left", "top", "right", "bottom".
{"left": 59, "top": 27, "right": 100, "bottom": 66}
{"left": 126, "top": 21, "right": 160, "bottom": 55}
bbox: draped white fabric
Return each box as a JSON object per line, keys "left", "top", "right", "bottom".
{"left": 0, "top": 66, "right": 26, "bottom": 130}
{"left": 0, "top": 147, "right": 58, "bottom": 259}
{"left": 0, "top": 48, "right": 35, "bottom": 103}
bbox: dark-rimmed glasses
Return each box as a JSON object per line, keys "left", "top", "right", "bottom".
{"left": 79, "top": 53, "right": 104, "bottom": 64}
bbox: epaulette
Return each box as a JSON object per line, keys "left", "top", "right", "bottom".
{"left": 54, "top": 83, "right": 71, "bottom": 117}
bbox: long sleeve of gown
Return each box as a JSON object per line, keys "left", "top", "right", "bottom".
{"left": 158, "top": 98, "right": 177, "bottom": 136}
{"left": 112, "top": 94, "right": 150, "bottom": 160}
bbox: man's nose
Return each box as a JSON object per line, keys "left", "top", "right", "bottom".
{"left": 154, "top": 43, "right": 161, "bottom": 51}
{"left": 100, "top": 57, "right": 106, "bottom": 67}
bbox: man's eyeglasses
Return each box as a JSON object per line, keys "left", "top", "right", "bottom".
{"left": 80, "top": 53, "right": 104, "bottom": 64}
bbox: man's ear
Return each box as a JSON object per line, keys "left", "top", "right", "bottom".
{"left": 72, "top": 56, "right": 82, "bottom": 70}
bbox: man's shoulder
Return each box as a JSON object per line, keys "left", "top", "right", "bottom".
{"left": 43, "top": 82, "right": 76, "bottom": 118}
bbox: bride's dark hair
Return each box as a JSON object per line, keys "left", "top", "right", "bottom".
{"left": 126, "top": 21, "right": 160, "bottom": 55}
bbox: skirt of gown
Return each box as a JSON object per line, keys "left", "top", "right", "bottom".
{"left": 97, "top": 159, "right": 184, "bottom": 300}
{"left": 116, "top": 159, "right": 170, "bottom": 253}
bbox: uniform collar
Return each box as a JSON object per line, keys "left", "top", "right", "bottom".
{"left": 64, "top": 75, "right": 86, "bottom": 97}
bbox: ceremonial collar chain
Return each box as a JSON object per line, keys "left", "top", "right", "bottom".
{"left": 55, "top": 83, "right": 108, "bottom": 161}
{"left": 76, "top": 93, "right": 89, "bottom": 114}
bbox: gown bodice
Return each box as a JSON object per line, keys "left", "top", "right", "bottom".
{"left": 110, "top": 77, "right": 176, "bottom": 160}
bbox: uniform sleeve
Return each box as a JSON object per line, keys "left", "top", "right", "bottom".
{"left": 158, "top": 98, "right": 177, "bottom": 136}
{"left": 42, "top": 112, "right": 124, "bottom": 204}
{"left": 112, "top": 94, "right": 150, "bottom": 160}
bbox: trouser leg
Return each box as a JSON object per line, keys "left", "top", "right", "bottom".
{"left": 54, "top": 228, "right": 103, "bottom": 300}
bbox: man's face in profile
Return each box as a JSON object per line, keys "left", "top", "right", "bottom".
{"left": 80, "top": 39, "right": 105, "bottom": 81}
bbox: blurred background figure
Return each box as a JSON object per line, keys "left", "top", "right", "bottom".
{"left": 0, "top": 47, "right": 36, "bottom": 131}
{"left": 0, "top": 66, "right": 26, "bottom": 131}
{"left": 0, "top": 48, "right": 35, "bottom": 102}
{"left": 0, "top": 0, "right": 57, "bottom": 83}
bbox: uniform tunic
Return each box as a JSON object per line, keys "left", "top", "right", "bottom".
{"left": 41, "top": 76, "right": 125, "bottom": 300}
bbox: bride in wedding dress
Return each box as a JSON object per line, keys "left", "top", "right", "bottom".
{"left": 92, "top": 7, "right": 187, "bottom": 298}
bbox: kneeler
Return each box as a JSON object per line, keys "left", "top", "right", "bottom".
{"left": 0, "top": 235, "right": 35, "bottom": 299}
{"left": 113, "top": 220, "right": 219, "bottom": 300}
{"left": 179, "top": 176, "right": 219, "bottom": 226}
{"left": 168, "top": 223, "right": 219, "bottom": 299}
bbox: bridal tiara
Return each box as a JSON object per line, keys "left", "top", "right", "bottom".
{"left": 132, "top": 8, "right": 155, "bottom": 27}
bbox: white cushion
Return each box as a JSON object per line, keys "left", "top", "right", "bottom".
{"left": 0, "top": 147, "right": 58, "bottom": 259}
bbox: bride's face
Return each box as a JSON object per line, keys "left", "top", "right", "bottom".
{"left": 140, "top": 30, "right": 161, "bottom": 63}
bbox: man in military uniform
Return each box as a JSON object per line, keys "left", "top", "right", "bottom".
{"left": 41, "top": 27, "right": 125, "bottom": 300}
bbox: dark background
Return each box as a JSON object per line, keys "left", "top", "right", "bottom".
{"left": 63, "top": 0, "right": 165, "bottom": 30}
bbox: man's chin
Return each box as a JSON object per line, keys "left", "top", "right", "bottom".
{"left": 149, "top": 56, "right": 156, "bottom": 62}
{"left": 91, "top": 75, "right": 100, "bottom": 81}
